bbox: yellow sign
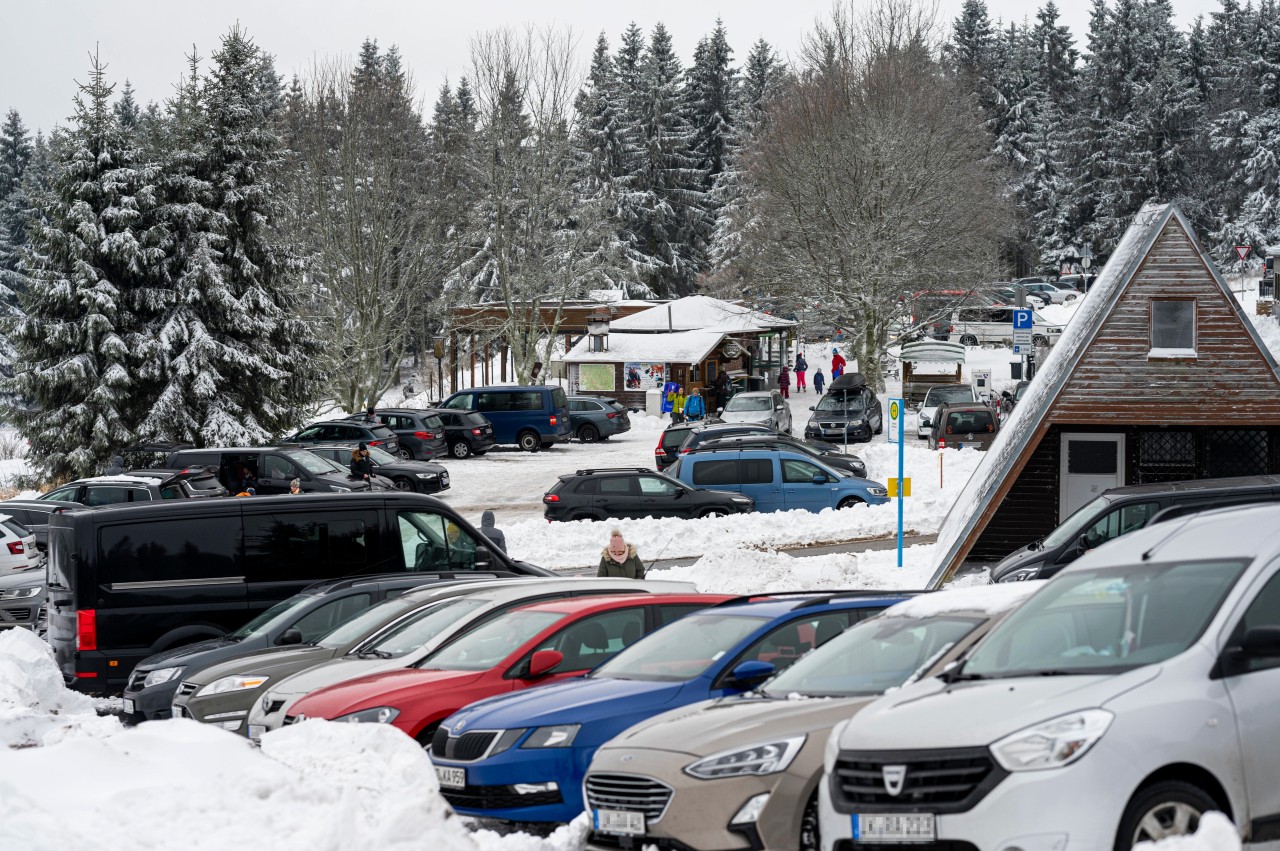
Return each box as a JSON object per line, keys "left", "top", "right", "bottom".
{"left": 888, "top": 477, "right": 911, "bottom": 498}
{"left": 889, "top": 400, "right": 900, "bottom": 420}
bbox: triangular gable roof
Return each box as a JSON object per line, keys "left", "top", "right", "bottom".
{"left": 561, "top": 329, "right": 727, "bottom": 365}
{"left": 927, "top": 202, "right": 1280, "bottom": 588}
{"left": 609, "top": 295, "right": 797, "bottom": 333}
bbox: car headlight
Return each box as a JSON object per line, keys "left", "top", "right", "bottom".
{"left": 823, "top": 720, "right": 850, "bottom": 774}
{"left": 731, "top": 496, "right": 752, "bottom": 502}
{"left": 329, "top": 485, "right": 352, "bottom": 493}
{"left": 521, "top": 724, "right": 580, "bottom": 748}
{"left": 142, "top": 666, "right": 185, "bottom": 688}
{"left": 867, "top": 487, "right": 888, "bottom": 497}
{"left": 415, "top": 473, "right": 436, "bottom": 479}
{"left": 990, "top": 709, "right": 1113, "bottom": 772}
{"left": 997, "top": 564, "right": 1043, "bottom": 583}
{"left": 0, "top": 585, "right": 42, "bottom": 599}
{"left": 685, "top": 735, "right": 806, "bottom": 779}
{"left": 334, "top": 706, "right": 400, "bottom": 724}
{"left": 197, "top": 674, "right": 270, "bottom": 697}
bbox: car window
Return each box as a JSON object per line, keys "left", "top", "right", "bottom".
{"left": 295, "top": 426, "right": 325, "bottom": 440}
{"left": 592, "top": 613, "right": 770, "bottom": 682}
{"left": 425, "top": 610, "right": 564, "bottom": 671}
{"left": 443, "top": 394, "right": 474, "bottom": 411}
{"left": 782, "top": 458, "right": 826, "bottom": 484}
{"left": 529, "top": 608, "right": 646, "bottom": 673}
{"left": 944, "top": 410, "right": 996, "bottom": 433}
{"left": 371, "top": 425, "right": 397, "bottom": 440}
{"left": 159, "top": 483, "right": 182, "bottom": 500}
{"left": 574, "top": 478, "right": 600, "bottom": 495}
{"left": 398, "top": 510, "right": 480, "bottom": 571}
{"left": 244, "top": 511, "right": 378, "bottom": 581}
{"left": 656, "top": 604, "right": 707, "bottom": 627}
{"left": 84, "top": 486, "right": 150, "bottom": 506}
{"left": 599, "top": 476, "right": 637, "bottom": 496}
{"left": 1082, "top": 502, "right": 1162, "bottom": 549}
{"left": 2, "top": 519, "right": 31, "bottom": 538}
{"left": 263, "top": 455, "right": 298, "bottom": 480}
{"left": 290, "top": 594, "right": 372, "bottom": 643}
{"left": 42, "top": 487, "right": 80, "bottom": 503}
{"left": 359, "top": 598, "right": 490, "bottom": 656}
{"left": 99, "top": 517, "right": 241, "bottom": 585}
{"left": 723, "top": 612, "right": 853, "bottom": 679}
{"left": 283, "top": 450, "right": 340, "bottom": 476}
{"left": 638, "top": 476, "right": 678, "bottom": 496}
{"left": 742, "top": 458, "right": 774, "bottom": 484}
{"left": 692, "top": 459, "right": 738, "bottom": 487}
{"left": 569, "top": 400, "right": 588, "bottom": 412}
{"left": 661, "top": 428, "right": 693, "bottom": 451}
{"left": 1235, "top": 570, "right": 1280, "bottom": 673}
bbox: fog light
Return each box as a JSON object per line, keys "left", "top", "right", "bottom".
{"left": 730, "top": 793, "right": 770, "bottom": 825}
{"left": 216, "top": 720, "right": 242, "bottom": 731}
{"left": 513, "top": 782, "right": 559, "bottom": 795}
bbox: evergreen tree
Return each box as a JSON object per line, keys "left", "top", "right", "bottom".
{"left": 0, "top": 109, "right": 34, "bottom": 306}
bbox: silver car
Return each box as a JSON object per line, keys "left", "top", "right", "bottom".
{"left": 718, "top": 390, "right": 792, "bottom": 434}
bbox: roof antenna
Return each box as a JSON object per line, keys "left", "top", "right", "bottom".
{"left": 1140, "top": 518, "right": 1193, "bottom": 561}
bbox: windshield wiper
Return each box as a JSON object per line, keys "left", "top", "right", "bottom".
{"left": 355, "top": 649, "right": 393, "bottom": 659}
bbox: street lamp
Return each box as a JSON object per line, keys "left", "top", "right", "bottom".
{"left": 586, "top": 309, "right": 610, "bottom": 353}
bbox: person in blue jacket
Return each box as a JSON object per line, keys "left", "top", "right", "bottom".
{"left": 684, "top": 387, "right": 708, "bottom": 421}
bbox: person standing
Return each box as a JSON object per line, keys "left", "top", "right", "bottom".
{"left": 350, "top": 443, "right": 374, "bottom": 483}
{"left": 598, "top": 530, "right": 645, "bottom": 579}
{"left": 713, "top": 370, "right": 731, "bottom": 412}
{"left": 669, "top": 385, "right": 687, "bottom": 424}
{"left": 363, "top": 406, "right": 380, "bottom": 425}
{"left": 794, "top": 353, "right": 808, "bottom": 392}
{"left": 814, "top": 369, "right": 826, "bottom": 395}
{"left": 480, "top": 510, "right": 507, "bottom": 554}
{"left": 684, "top": 387, "right": 707, "bottom": 421}
{"left": 831, "top": 348, "right": 847, "bottom": 380}
{"left": 777, "top": 364, "right": 791, "bottom": 399}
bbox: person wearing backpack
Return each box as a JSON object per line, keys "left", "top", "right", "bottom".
{"left": 794, "top": 353, "right": 808, "bottom": 392}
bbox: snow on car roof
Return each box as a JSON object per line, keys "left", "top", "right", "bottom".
{"left": 882, "top": 580, "right": 1044, "bottom": 619}
{"left": 80, "top": 473, "right": 167, "bottom": 484}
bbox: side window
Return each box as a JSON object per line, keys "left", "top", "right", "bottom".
{"left": 100, "top": 517, "right": 241, "bottom": 585}
{"left": 443, "top": 394, "right": 473, "bottom": 411}
{"left": 742, "top": 458, "right": 774, "bottom": 484}
{"left": 398, "top": 510, "right": 479, "bottom": 571}
{"left": 263, "top": 455, "right": 298, "bottom": 480}
{"left": 42, "top": 487, "right": 80, "bottom": 503}
{"left": 295, "top": 426, "right": 325, "bottom": 440}
{"left": 512, "top": 392, "right": 542, "bottom": 411}
{"left": 159, "top": 484, "right": 182, "bottom": 500}
{"left": 1235, "top": 571, "right": 1280, "bottom": 673}
{"left": 1083, "top": 502, "right": 1160, "bottom": 548}
{"left": 782, "top": 459, "right": 825, "bottom": 484}
{"left": 244, "top": 511, "right": 378, "bottom": 581}
{"left": 532, "top": 608, "right": 646, "bottom": 672}
{"left": 599, "top": 476, "right": 638, "bottom": 496}
{"left": 656, "top": 604, "right": 707, "bottom": 628}
{"left": 574, "top": 478, "right": 600, "bottom": 495}
{"left": 728, "top": 612, "right": 851, "bottom": 676}
{"left": 290, "top": 594, "right": 372, "bottom": 642}
{"left": 83, "top": 486, "right": 148, "bottom": 506}
{"left": 339, "top": 426, "right": 365, "bottom": 440}
{"left": 691, "top": 459, "right": 739, "bottom": 486}
{"left": 638, "top": 476, "right": 678, "bottom": 496}
{"left": 570, "top": 400, "right": 588, "bottom": 412}
{"left": 383, "top": 415, "right": 405, "bottom": 430}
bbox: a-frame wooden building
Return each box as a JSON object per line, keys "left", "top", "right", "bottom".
{"left": 929, "top": 202, "right": 1280, "bottom": 586}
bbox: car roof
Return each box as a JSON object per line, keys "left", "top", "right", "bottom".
{"left": 708, "top": 591, "right": 925, "bottom": 618}
{"left": 513, "top": 592, "right": 725, "bottom": 615}
{"left": 0, "top": 500, "right": 58, "bottom": 510}
{"left": 1099, "top": 474, "right": 1280, "bottom": 500}
{"left": 1067, "top": 502, "right": 1280, "bottom": 569}
{"left": 730, "top": 390, "right": 776, "bottom": 398}
{"left": 936, "top": 403, "right": 995, "bottom": 414}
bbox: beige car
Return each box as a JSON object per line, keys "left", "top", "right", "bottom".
{"left": 583, "top": 582, "right": 1043, "bottom": 851}
{"left": 928, "top": 402, "right": 1000, "bottom": 451}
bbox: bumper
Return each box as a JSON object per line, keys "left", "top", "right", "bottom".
{"left": 418, "top": 473, "right": 450, "bottom": 494}
{"left": 806, "top": 425, "right": 872, "bottom": 443}
{"left": 436, "top": 745, "right": 595, "bottom": 823}
{"left": 173, "top": 686, "right": 273, "bottom": 736}
{"left": 121, "top": 679, "right": 182, "bottom": 723}
{"left": 0, "top": 600, "right": 42, "bottom": 629}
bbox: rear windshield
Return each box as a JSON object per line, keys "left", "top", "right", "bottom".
{"left": 552, "top": 387, "right": 568, "bottom": 409}
{"left": 662, "top": 428, "right": 694, "bottom": 450}
{"left": 49, "top": 526, "right": 76, "bottom": 590}
{"left": 944, "top": 410, "right": 995, "bottom": 433}
{"left": 463, "top": 413, "right": 488, "bottom": 426}
{"left": 925, "top": 386, "right": 975, "bottom": 406}
{"left": 371, "top": 425, "right": 397, "bottom": 439}
{"left": 185, "top": 474, "right": 225, "bottom": 493}
{"left": 1, "top": 519, "right": 30, "bottom": 538}
{"left": 422, "top": 415, "right": 444, "bottom": 429}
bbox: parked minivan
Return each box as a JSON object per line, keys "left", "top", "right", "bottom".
{"left": 668, "top": 448, "right": 888, "bottom": 512}
{"left": 991, "top": 475, "right": 1280, "bottom": 583}
{"left": 166, "top": 446, "right": 370, "bottom": 495}
{"left": 947, "top": 305, "right": 1064, "bottom": 347}
{"left": 928, "top": 402, "right": 1000, "bottom": 451}
{"left": 441, "top": 385, "right": 571, "bottom": 451}
{"left": 820, "top": 503, "right": 1280, "bottom": 851}
{"left": 45, "top": 493, "right": 555, "bottom": 693}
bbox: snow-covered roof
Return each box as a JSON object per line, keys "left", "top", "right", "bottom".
{"left": 927, "top": 202, "right": 1280, "bottom": 588}
{"left": 561, "top": 329, "right": 727, "bottom": 365}
{"left": 609, "top": 295, "right": 797, "bottom": 333}
{"left": 900, "top": 340, "right": 966, "bottom": 364}
{"left": 883, "top": 580, "right": 1045, "bottom": 619}
{"left": 82, "top": 473, "right": 166, "bottom": 484}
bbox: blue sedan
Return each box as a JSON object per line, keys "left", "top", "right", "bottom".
{"left": 429, "top": 592, "right": 914, "bottom": 823}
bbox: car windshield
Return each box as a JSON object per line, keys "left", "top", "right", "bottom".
{"left": 355, "top": 598, "right": 489, "bottom": 657}
{"left": 815, "top": 395, "right": 867, "bottom": 414}
{"left": 420, "top": 610, "right": 564, "bottom": 671}
{"left": 961, "top": 559, "right": 1247, "bottom": 678}
{"left": 924, "top": 387, "right": 974, "bottom": 407}
{"left": 725, "top": 395, "right": 772, "bottom": 412}
{"left": 230, "top": 594, "right": 311, "bottom": 639}
{"left": 318, "top": 596, "right": 424, "bottom": 649}
{"left": 591, "top": 613, "right": 769, "bottom": 682}
{"left": 1042, "top": 495, "right": 1113, "bottom": 548}
{"left": 367, "top": 446, "right": 399, "bottom": 465}
{"left": 286, "top": 450, "right": 339, "bottom": 475}
{"left": 761, "top": 615, "right": 983, "bottom": 698}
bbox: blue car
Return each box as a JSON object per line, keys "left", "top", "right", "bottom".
{"left": 667, "top": 448, "right": 890, "bottom": 512}
{"left": 430, "top": 591, "right": 914, "bottom": 823}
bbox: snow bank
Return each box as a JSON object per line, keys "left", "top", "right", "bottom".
{"left": 1249, "top": 311, "right": 1280, "bottom": 363}
{"left": 1134, "top": 812, "right": 1240, "bottom": 851}
{"left": 0, "top": 627, "right": 116, "bottom": 746}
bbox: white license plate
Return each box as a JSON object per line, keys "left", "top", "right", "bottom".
{"left": 248, "top": 725, "right": 265, "bottom": 741}
{"left": 171, "top": 703, "right": 186, "bottom": 719}
{"left": 854, "top": 813, "right": 935, "bottom": 843}
{"left": 123, "top": 698, "right": 135, "bottom": 715}
{"left": 594, "top": 809, "right": 645, "bottom": 836}
{"left": 435, "top": 766, "right": 466, "bottom": 789}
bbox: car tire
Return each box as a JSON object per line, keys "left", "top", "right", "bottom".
{"left": 567, "top": 510, "right": 601, "bottom": 522}
{"left": 397, "top": 448, "right": 412, "bottom": 460}
{"left": 874, "top": 419, "right": 883, "bottom": 435}
{"left": 449, "top": 441, "right": 472, "bottom": 459}
{"left": 1114, "top": 781, "right": 1215, "bottom": 850}
{"left": 393, "top": 477, "right": 416, "bottom": 492}
{"left": 959, "top": 334, "right": 978, "bottom": 346}
{"left": 1033, "top": 334, "right": 1048, "bottom": 346}
{"left": 799, "top": 791, "right": 821, "bottom": 851}
{"left": 518, "top": 430, "right": 541, "bottom": 452}
{"left": 698, "top": 507, "right": 729, "bottom": 519}
{"left": 837, "top": 496, "right": 865, "bottom": 510}
{"left": 578, "top": 423, "right": 600, "bottom": 443}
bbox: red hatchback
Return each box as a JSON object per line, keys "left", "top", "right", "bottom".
{"left": 283, "top": 594, "right": 730, "bottom": 742}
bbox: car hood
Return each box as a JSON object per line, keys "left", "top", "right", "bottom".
{"left": 843, "top": 668, "right": 1160, "bottom": 750}
{"left": 720, "top": 411, "right": 773, "bottom": 424}
{"left": 183, "top": 645, "right": 341, "bottom": 686}
{"left": 289, "top": 668, "right": 486, "bottom": 719}
{"left": 376, "top": 460, "right": 445, "bottom": 476}
{"left": 267, "top": 654, "right": 407, "bottom": 698}
{"left": 443, "top": 676, "right": 686, "bottom": 738}
{"left": 989, "top": 543, "right": 1048, "bottom": 580}
{"left": 607, "top": 693, "right": 874, "bottom": 757}
{"left": 808, "top": 411, "right": 864, "bottom": 423}
{"left": 136, "top": 635, "right": 267, "bottom": 674}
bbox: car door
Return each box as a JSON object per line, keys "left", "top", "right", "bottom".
{"left": 738, "top": 455, "right": 781, "bottom": 511}
{"left": 594, "top": 475, "right": 642, "bottom": 519}
{"left": 772, "top": 392, "right": 791, "bottom": 432}
{"left": 781, "top": 457, "right": 838, "bottom": 512}
{"left": 518, "top": 607, "right": 649, "bottom": 678}
{"left": 636, "top": 474, "right": 685, "bottom": 519}
{"left": 259, "top": 453, "right": 302, "bottom": 495}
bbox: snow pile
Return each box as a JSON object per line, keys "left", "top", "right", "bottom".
{"left": 1249, "top": 311, "right": 1280, "bottom": 364}
{"left": 0, "top": 627, "right": 116, "bottom": 746}
{"left": 882, "top": 579, "right": 1044, "bottom": 618}
{"left": 1134, "top": 813, "right": 1240, "bottom": 851}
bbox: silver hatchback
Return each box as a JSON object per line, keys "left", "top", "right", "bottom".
{"left": 718, "top": 390, "right": 792, "bottom": 434}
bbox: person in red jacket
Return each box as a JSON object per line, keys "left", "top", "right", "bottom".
{"left": 831, "top": 348, "right": 847, "bottom": 379}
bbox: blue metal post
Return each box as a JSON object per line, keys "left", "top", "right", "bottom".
{"left": 897, "top": 403, "right": 905, "bottom": 568}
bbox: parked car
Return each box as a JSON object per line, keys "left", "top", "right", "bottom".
{"left": 39, "top": 469, "right": 228, "bottom": 504}
{"left": 45, "top": 492, "right": 555, "bottom": 693}
{"left": 345, "top": 408, "right": 447, "bottom": 460}
{"left": 434, "top": 590, "right": 915, "bottom": 824}
{"left": 266, "top": 593, "right": 729, "bottom": 744}
{"left": 668, "top": 448, "right": 889, "bottom": 512}
{"left": 1056, "top": 273, "right": 1099, "bottom": 292}
{"left": 654, "top": 421, "right": 709, "bottom": 471}
{"left": 583, "top": 583, "right": 1041, "bottom": 851}
{"left": 0, "top": 514, "right": 39, "bottom": 577}
{"left": 820, "top": 503, "right": 1280, "bottom": 851}
{"left": 1023, "top": 281, "right": 1079, "bottom": 304}
{"left": 677, "top": 422, "right": 776, "bottom": 453}
{"left": 947, "top": 306, "right": 1065, "bottom": 347}
{"left": 928, "top": 402, "right": 1000, "bottom": 451}
{"left": 0, "top": 500, "right": 58, "bottom": 552}
{"left": 283, "top": 419, "right": 401, "bottom": 457}
{"left": 121, "top": 572, "right": 461, "bottom": 724}
{"left": 172, "top": 577, "right": 692, "bottom": 734}
{"left": 0, "top": 563, "right": 46, "bottom": 631}
{"left": 804, "top": 373, "right": 884, "bottom": 444}
{"left": 441, "top": 385, "right": 571, "bottom": 451}
{"left": 991, "top": 286, "right": 1047, "bottom": 309}
{"left": 567, "top": 396, "right": 631, "bottom": 443}
{"left": 718, "top": 390, "right": 793, "bottom": 434}
{"left": 165, "top": 446, "right": 371, "bottom": 495}
{"left": 542, "top": 467, "right": 753, "bottom": 522}
{"left": 916, "top": 383, "right": 979, "bottom": 439}
{"left": 990, "top": 475, "right": 1280, "bottom": 583}
{"left": 305, "top": 443, "right": 449, "bottom": 494}
{"left": 696, "top": 434, "right": 868, "bottom": 479}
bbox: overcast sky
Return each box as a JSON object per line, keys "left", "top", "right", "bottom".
{"left": 2, "top": 0, "right": 1222, "bottom": 134}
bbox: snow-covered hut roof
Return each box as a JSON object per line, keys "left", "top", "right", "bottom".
{"left": 900, "top": 340, "right": 966, "bottom": 364}
{"left": 561, "top": 329, "right": 727, "bottom": 365}
{"left": 927, "top": 202, "right": 1280, "bottom": 588}
{"left": 609, "top": 295, "right": 797, "bottom": 333}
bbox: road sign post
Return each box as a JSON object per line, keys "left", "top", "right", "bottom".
{"left": 1012, "top": 307, "right": 1034, "bottom": 374}
{"left": 888, "top": 397, "right": 905, "bottom": 567}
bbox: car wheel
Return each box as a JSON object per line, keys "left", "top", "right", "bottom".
{"left": 397, "top": 448, "right": 412, "bottom": 460}
{"left": 567, "top": 510, "right": 601, "bottom": 522}
{"left": 518, "top": 430, "right": 541, "bottom": 452}
{"left": 1115, "top": 781, "right": 1215, "bottom": 850}
{"left": 1033, "top": 334, "right": 1048, "bottom": 346}
{"left": 393, "top": 477, "right": 416, "bottom": 492}
{"left": 578, "top": 423, "right": 600, "bottom": 443}
{"left": 698, "top": 507, "right": 729, "bottom": 519}
{"left": 449, "top": 441, "right": 472, "bottom": 459}
{"left": 959, "top": 334, "right": 978, "bottom": 346}
{"left": 799, "top": 791, "right": 821, "bottom": 851}
{"left": 837, "top": 496, "right": 865, "bottom": 510}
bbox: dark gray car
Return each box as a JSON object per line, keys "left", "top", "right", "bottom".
{"left": 345, "top": 409, "right": 447, "bottom": 461}
{"left": 284, "top": 420, "right": 401, "bottom": 457}
{"left": 568, "top": 396, "right": 632, "bottom": 442}
{"left": 305, "top": 443, "right": 450, "bottom": 494}
{"left": 0, "top": 500, "right": 60, "bottom": 551}
{"left": 166, "top": 446, "right": 372, "bottom": 494}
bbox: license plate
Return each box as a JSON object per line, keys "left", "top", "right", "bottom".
{"left": 123, "top": 698, "right": 135, "bottom": 715}
{"left": 854, "top": 813, "right": 935, "bottom": 843}
{"left": 435, "top": 766, "right": 466, "bottom": 789}
{"left": 594, "top": 809, "right": 645, "bottom": 836}
{"left": 248, "top": 725, "right": 265, "bottom": 741}
{"left": 171, "top": 703, "right": 186, "bottom": 719}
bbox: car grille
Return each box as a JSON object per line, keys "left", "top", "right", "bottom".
{"left": 431, "top": 727, "right": 498, "bottom": 761}
{"left": 174, "top": 682, "right": 198, "bottom": 699}
{"left": 820, "top": 422, "right": 849, "bottom": 430}
{"left": 440, "top": 785, "right": 562, "bottom": 810}
{"left": 584, "top": 774, "right": 673, "bottom": 822}
{"left": 830, "top": 749, "right": 1005, "bottom": 814}
{"left": 262, "top": 699, "right": 286, "bottom": 716}
{"left": 4, "top": 607, "right": 31, "bottom": 621}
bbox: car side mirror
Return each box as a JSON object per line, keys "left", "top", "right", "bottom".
{"left": 277, "top": 627, "right": 303, "bottom": 646}
{"left": 526, "top": 649, "right": 564, "bottom": 678}
{"left": 727, "top": 660, "right": 776, "bottom": 690}
{"left": 921, "top": 417, "right": 931, "bottom": 427}
{"left": 811, "top": 473, "right": 827, "bottom": 485}
{"left": 1240, "top": 626, "right": 1280, "bottom": 659}
{"left": 809, "top": 406, "right": 816, "bottom": 411}
{"left": 717, "top": 407, "right": 724, "bottom": 415}
{"left": 674, "top": 488, "right": 686, "bottom": 498}
{"left": 474, "top": 544, "right": 493, "bottom": 570}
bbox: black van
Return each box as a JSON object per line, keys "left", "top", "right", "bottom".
{"left": 166, "top": 446, "right": 370, "bottom": 494}
{"left": 46, "top": 492, "right": 555, "bottom": 693}
{"left": 990, "top": 475, "right": 1280, "bottom": 583}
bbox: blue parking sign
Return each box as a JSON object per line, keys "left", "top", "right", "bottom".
{"left": 1012, "top": 308, "right": 1033, "bottom": 330}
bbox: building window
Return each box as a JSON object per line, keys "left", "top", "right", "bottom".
{"left": 1149, "top": 300, "right": 1196, "bottom": 358}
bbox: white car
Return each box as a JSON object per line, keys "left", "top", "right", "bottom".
{"left": 915, "top": 384, "right": 978, "bottom": 439}
{"left": 1024, "top": 282, "right": 1079, "bottom": 304}
{"left": 718, "top": 390, "right": 792, "bottom": 434}
{"left": 0, "top": 514, "right": 39, "bottom": 575}
{"left": 819, "top": 502, "right": 1280, "bottom": 851}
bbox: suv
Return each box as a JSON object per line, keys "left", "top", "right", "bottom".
{"left": 433, "top": 409, "right": 496, "bottom": 459}
{"left": 39, "top": 469, "right": 228, "bottom": 505}
{"left": 543, "top": 467, "right": 754, "bottom": 522}
{"left": 166, "top": 446, "right": 371, "bottom": 495}
{"left": 441, "top": 385, "right": 571, "bottom": 451}
{"left": 804, "top": 373, "right": 884, "bottom": 444}
{"left": 1023, "top": 281, "right": 1078, "bottom": 304}
{"left": 304, "top": 443, "right": 450, "bottom": 494}
{"left": 669, "top": 448, "right": 889, "bottom": 513}
{"left": 694, "top": 434, "right": 868, "bottom": 479}
{"left": 820, "top": 503, "right": 1280, "bottom": 851}
{"left": 718, "top": 390, "right": 792, "bottom": 434}
{"left": 284, "top": 420, "right": 401, "bottom": 457}
{"left": 568, "top": 396, "right": 631, "bottom": 442}
{"left": 0, "top": 499, "right": 64, "bottom": 551}
{"left": 928, "top": 402, "right": 999, "bottom": 450}
{"left": 654, "top": 421, "right": 711, "bottom": 471}
{"left": 345, "top": 409, "right": 446, "bottom": 460}
{"left": 916, "top": 383, "right": 978, "bottom": 439}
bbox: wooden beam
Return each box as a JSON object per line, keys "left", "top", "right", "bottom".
{"left": 501, "top": 339, "right": 508, "bottom": 383}
{"left": 469, "top": 333, "right": 476, "bottom": 389}
{"left": 483, "top": 339, "right": 491, "bottom": 385}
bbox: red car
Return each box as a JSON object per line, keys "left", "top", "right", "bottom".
{"left": 283, "top": 593, "right": 730, "bottom": 742}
